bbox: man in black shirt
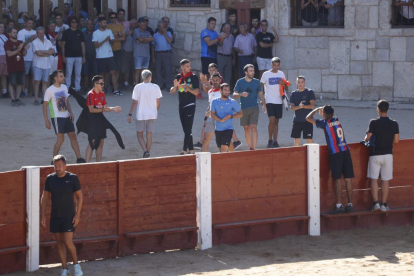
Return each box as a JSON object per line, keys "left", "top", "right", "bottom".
{"left": 255, "top": 20, "right": 279, "bottom": 78}
{"left": 290, "top": 76, "right": 316, "bottom": 146}
{"left": 40, "top": 155, "right": 84, "bottom": 276}
{"left": 170, "top": 59, "right": 200, "bottom": 155}
{"left": 364, "top": 100, "right": 399, "bottom": 212}
{"left": 61, "top": 17, "right": 85, "bottom": 94}
{"left": 82, "top": 20, "right": 97, "bottom": 92}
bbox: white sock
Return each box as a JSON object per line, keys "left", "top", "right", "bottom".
{"left": 124, "top": 82, "right": 128, "bottom": 86}
{"left": 348, "top": 203, "right": 352, "bottom": 206}
{"left": 2, "top": 89, "right": 6, "bottom": 94}
{"left": 24, "top": 88, "right": 28, "bottom": 93}
{"left": 336, "top": 203, "right": 342, "bottom": 208}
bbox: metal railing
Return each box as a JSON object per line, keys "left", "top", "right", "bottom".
{"left": 291, "top": 0, "right": 344, "bottom": 28}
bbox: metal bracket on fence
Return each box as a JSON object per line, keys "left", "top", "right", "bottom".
{"left": 195, "top": 152, "right": 212, "bottom": 250}
{"left": 22, "top": 166, "right": 40, "bottom": 272}
{"left": 305, "top": 144, "right": 321, "bottom": 236}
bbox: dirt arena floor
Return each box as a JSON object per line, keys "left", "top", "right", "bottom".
{"left": 0, "top": 88, "right": 413, "bottom": 172}
{"left": 7, "top": 226, "right": 414, "bottom": 276}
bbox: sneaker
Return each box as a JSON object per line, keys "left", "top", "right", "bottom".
{"left": 345, "top": 204, "right": 354, "bottom": 213}
{"left": 233, "top": 140, "right": 242, "bottom": 150}
{"left": 372, "top": 202, "right": 381, "bottom": 211}
{"left": 20, "top": 91, "right": 27, "bottom": 98}
{"left": 193, "top": 141, "right": 202, "bottom": 150}
{"left": 272, "top": 141, "right": 281, "bottom": 148}
{"left": 112, "top": 90, "right": 123, "bottom": 96}
{"left": 11, "top": 99, "right": 17, "bottom": 106}
{"left": 51, "top": 160, "right": 54, "bottom": 165}
{"left": 329, "top": 206, "right": 345, "bottom": 215}
{"left": 267, "top": 140, "right": 274, "bottom": 148}
{"left": 179, "top": 151, "right": 186, "bottom": 155}
{"left": 73, "top": 263, "right": 83, "bottom": 276}
{"left": 143, "top": 151, "right": 150, "bottom": 158}
{"left": 33, "top": 100, "right": 40, "bottom": 106}
{"left": 15, "top": 99, "right": 25, "bottom": 106}
{"left": 380, "top": 203, "right": 390, "bottom": 212}
{"left": 60, "top": 268, "right": 70, "bottom": 276}
{"left": 76, "top": 158, "right": 86, "bottom": 164}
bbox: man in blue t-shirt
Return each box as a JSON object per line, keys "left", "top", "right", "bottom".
{"left": 233, "top": 64, "right": 266, "bottom": 150}
{"left": 306, "top": 105, "right": 354, "bottom": 215}
{"left": 290, "top": 76, "right": 316, "bottom": 146}
{"left": 200, "top": 17, "right": 227, "bottom": 75}
{"left": 211, "top": 83, "right": 243, "bottom": 152}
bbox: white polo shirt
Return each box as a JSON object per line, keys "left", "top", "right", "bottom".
{"left": 32, "top": 38, "right": 54, "bottom": 69}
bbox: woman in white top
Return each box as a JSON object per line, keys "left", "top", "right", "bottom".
{"left": 0, "top": 22, "right": 8, "bottom": 97}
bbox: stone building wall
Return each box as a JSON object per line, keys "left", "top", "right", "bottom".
{"left": 142, "top": 0, "right": 414, "bottom": 102}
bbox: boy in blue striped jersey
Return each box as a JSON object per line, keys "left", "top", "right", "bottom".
{"left": 306, "top": 105, "right": 354, "bottom": 214}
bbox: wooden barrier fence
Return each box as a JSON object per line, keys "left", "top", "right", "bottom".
{"left": 1, "top": 140, "right": 414, "bottom": 274}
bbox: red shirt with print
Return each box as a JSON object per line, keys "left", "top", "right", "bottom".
{"left": 86, "top": 90, "right": 107, "bottom": 109}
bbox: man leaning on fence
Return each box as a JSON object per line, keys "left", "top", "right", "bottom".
{"left": 364, "top": 100, "right": 400, "bottom": 212}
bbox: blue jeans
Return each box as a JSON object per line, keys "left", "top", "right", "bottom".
{"left": 66, "top": 57, "right": 82, "bottom": 91}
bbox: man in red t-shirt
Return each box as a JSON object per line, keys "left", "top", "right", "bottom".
{"left": 4, "top": 28, "right": 29, "bottom": 106}
{"left": 85, "top": 75, "right": 122, "bottom": 163}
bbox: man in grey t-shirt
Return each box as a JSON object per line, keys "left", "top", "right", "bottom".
{"left": 321, "top": 0, "right": 344, "bottom": 26}
{"left": 133, "top": 17, "right": 153, "bottom": 84}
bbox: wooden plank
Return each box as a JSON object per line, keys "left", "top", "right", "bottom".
{"left": 117, "top": 0, "right": 123, "bottom": 11}
{"left": 123, "top": 155, "right": 195, "bottom": 170}
{"left": 0, "top": 246, "right": 28, "bottom": 255}
{"left": 124, "top": 164, "right": 195, "bottom": 179}
{"left": 124, "top": 182, "right": 195, "bottom": 199}
{"left": 0, "top": 223, "right": 26, "bottom": 249}
{"left": 124, "top": 226, "right": 198, "bottom": 238}
{"left": 73, "top": 0, "right": 80, "bottom": 18}
{"left": 124, "top": 174, "right": 195, "bottom": 189}
{"left": 213, "top": 216, "right": 310, "bottom": 229}
{"left": 130, "top": 0, "right": 137, "bottom": 19}
{"left": 12, "top": 0, "right": 18, "bottom": 26}
{"left": 123, "top": 219, "right": 197, "bottom": 233}
{"left": 124, "top": 201, "right": 196, "bottom": 218}
{"left": 212, "top": 194, "right": 307, "bottom": 224}
{"left": 123, "top": 211, "right": 196, "bottom": 232}
{"left": 123, "top": 192, "right": 196, "bottom": 208}
{"left": 58, "top": 0, "right": 64, "bottom": 14}
{"left": 117, "top": 162, "right": 124, "bottom": 256}
{"left": 40, "top": 235, "right": 119, "bottom": 247}
{"left": 88, "top": 0, "right": 95, "bottom": 21}
{"left": 102, "top": 0, "right": 108, "bottom": 16}
{"left": 27, "top": 0, "right": 34, "bottom": 19}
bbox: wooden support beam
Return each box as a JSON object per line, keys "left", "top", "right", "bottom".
{"left": 41, "top": 0, "right": 49, "bottom": 28}
{"left": 88, "top": 0, "right": 95, "bottom": 21}
{"left": 73, "top": 0, "right": 80, "bottom": 18}
{"left": 58, "top": 0, "right": 64, "bottom": 14}
{"left": 130, "top": 0, "right": 137, "bottom": 19}
{"left": 117, "top": 0, "right": 122, "bottom": 12}
{"left": 102, "top": 0, "right": 108, "bottom": 15}
{"left": 28, "top": 0, "right": 34, "bottom": 19}
{"left": 12, "top": 0, "right": 18, "bottom": 26}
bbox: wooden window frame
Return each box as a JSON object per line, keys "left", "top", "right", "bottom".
{"left": 170, "top": 0, "right": 211, "bottom": 8}
{"left": 290, "top": 0, "right": 345, "bottom": 28}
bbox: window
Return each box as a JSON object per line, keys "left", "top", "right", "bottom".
{"left": 391, "top": 0, "right": 414, "bottom": 27}
{"left": 170, "top": 0, "right": 211, "bottom": 7}
{"left": 290, "top": 0, "right": 344, "bottom": 28}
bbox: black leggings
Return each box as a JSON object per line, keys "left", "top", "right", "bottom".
{"left": 179, "top": 105, "right": 195, "bottom": 152}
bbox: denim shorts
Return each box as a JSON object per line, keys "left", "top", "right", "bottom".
{"left": 24, "top": 61, "right": 32, "bottom": 75}
{"left": 134, "top": 56, "right": 150, "bottom": 70}
{"left": 33, "top": 66, "right": 50, "bottom": 82}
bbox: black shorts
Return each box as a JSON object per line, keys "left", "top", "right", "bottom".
{"left": 291, "top": 121, "right": 313, "bottom": 139}
{"left": 96, "top": 57, "right": 117, "bottom": 73}
{"left": 201, "top": 57, "right": 217, "bottom": 75}
{"left": 215, "top": 129, "right": 233, "bottom": 148}
{"left": 50, "top": 217, "right": 75, "bottom": 233}
{"left": 113, "top": 50, "right": 122, "bottom": 70}
{"left": 51, "top": 117, "right": 76, "bottom": 134}
{"left": 266, "top": 103, "right": 283, "bottom": 118}
{"left": 330, "top": 150, "right": 355, "bottom": 180}
{"left": 9, "top": 71, "right": 25, "bottom": 85}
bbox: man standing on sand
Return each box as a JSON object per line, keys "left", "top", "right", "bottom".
{"left": 261, "top": 57, "right": 287, "bottom": 148}
{"left": 364, "top": 100, "right": 400, "bottom": 212}
{"left": 4, "top": 28, "right": 29, "bottom": 106}
{"left": 233, "top": 64, "right": 266, "bottom": 151}
{"left": 41, "top": 154, "right": 84, "bottom": 276}
{"left": 211, "top": 83, "right": 243, "bottom": 153}
{"left": 170, "top": 59, "right": 200, "bottom": 155}
{"left": 128, "top": 70, "right": 162, "bottom": 158}
{"left": 85, "top": 75, "right": 122, "bottom": 163}
{"left": 43, "top": 70, "right": 86, "bottom": 165}
{"left": 306, "top": 105, "right": 354, "bottom": 214}
{"left": 290, "top": 76, "right": 315, "bottom": 146}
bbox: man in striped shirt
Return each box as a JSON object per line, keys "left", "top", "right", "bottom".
{"left": 306, "top": 105, "right": 354, "bottom": 214}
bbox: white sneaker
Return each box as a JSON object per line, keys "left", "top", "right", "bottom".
{"left": 381, "top": 203, "right": 390, "bottom": 212}
{"left": 73, "top": 264, "right": 83, "bottom": 276}
{"left": 60, "top": 269, "right": 71, "bottom": 276}
{"left": 372, "top": 202, "right": 381, "bottom": 211}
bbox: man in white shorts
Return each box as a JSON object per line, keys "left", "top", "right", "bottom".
{"left": 364, "top": 100, "right": 399, "bottom": 212}
{"left": 127, "top": 70, "right": 162, "bottom": 158}
{"left": 255, "top": 20, "right": 278, "bottom": 79}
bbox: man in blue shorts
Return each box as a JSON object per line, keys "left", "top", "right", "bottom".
{"left": 306, "top": 105, "right": 354, "bottom": 214}
{"left": 210, "top": 83, "right": 243, "bottom": 152}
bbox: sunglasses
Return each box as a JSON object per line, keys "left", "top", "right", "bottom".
{"left": 261, "top": 24, "right": 268, "bottom": 26}
{"left": 163, "top": 20, "right": 170, "bottom": 23}
{"left": 96, "top": 82, "right": 105, "bottom": 86}
{"left": 110, "top": 17, "right": 117, "bottom": 19}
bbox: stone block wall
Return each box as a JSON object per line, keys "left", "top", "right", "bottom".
{"left": 142, "top": 0, "right": 414, "bottom": 102}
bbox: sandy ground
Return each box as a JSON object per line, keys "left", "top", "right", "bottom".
{"left": 0, "top": 87, "right": 413, "bottom": 172}
{"left": 7, "top": 226, "right": 414, "bottom": 276}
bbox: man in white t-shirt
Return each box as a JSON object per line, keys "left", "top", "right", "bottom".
{"left": 32, "top": 27, "right": 54, "bottom": 105}
{"left": 42, "top": 70, "right": 86, "bottom": 165}
{"left": 17, "top": 18, "right": 36, "bottom": 98}
{"left": 92, "top": 17, "right": 119, "bottom": 95}
{"left": 54, "top": 13, "right": 69, "bottom": 33}
{"left": 260, "top": 57, "right": 287, "bottom": 148}
{"left": 127, "top": 70, "right": 162, "bottom": 158}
